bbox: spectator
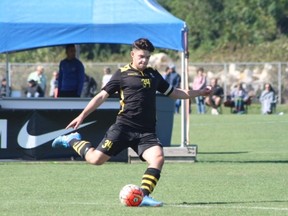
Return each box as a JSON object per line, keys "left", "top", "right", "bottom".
{"left": 58, "top": 44, "right": 85, "bottom": 97}
{"left": 101, "top": 67, "right": 112, "bottom": 88}
{"left": 192, "top": 67, "right": 207, "bottom": 114}
{"left": 164, "top": 64, "right": 181, "bottom": 113}
{"left": 49, "top": 71, "right": 59, "bottom": 98}
{"left": 259, "top": 83, "right": 276, "bottom": 114}
{"left": 205, "top": 78, "right": 224, "bottom": 115}
{"left": 27, "top": 65, "right": 47, "bottom": 97}
{"left": 230, "top": 83, "right": 249, "bottom": 114}
{"left": 162, "top": 66, "right": 170, "bottom": 80}
{"left": 25, "top": 80, "right": 44, "bottom": 98}
{"left": 81, "top": 74, "right": 98, "bottom": 98}
{"left": 0, "top": 78, "right": 11, "bottom": 97}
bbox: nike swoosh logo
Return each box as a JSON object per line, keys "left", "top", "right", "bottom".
{"left": 17, "top": 120, "right": 96, "bottom": 149}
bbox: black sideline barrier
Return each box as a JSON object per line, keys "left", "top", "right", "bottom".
{"left": 0, "top": 95, "right": 174, "bottom": 162}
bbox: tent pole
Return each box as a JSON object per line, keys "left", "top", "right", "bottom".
{"left": 5, "top": 52, "right": 11, "bottom": 97}
{"left": 180, "top": 26, "right": 189, "bottom": 147}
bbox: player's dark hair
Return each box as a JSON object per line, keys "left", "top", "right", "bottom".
{"left": 132, "top": 38, "right": 155, "bottom": 52}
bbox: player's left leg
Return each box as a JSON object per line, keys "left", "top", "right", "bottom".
{"left": 52, "top": 132, "right": 110, "bottom": 165}
{"left": 139, "top": 145, "right": 164, "bottom": 207}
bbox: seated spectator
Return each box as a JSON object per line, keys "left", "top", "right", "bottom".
{"left": 259, "top": 83, "right": 276, "bottom": 114}
{"left": 25, "top": 80, "right": 44, "bottom": 98}
{"left": 27, "top": 65, "right": 47, "bottom": 97}
{"left": 205, "top": 78, "right": 224, "bottom": 115}
{"left": 230, "top": 83, "right": 249, "bottom": 114}
{"left": 81, "top": 74, "right": 98, "bottom": 98}
{"left": 0, "top": 78, "right": 11, "bottom": 97}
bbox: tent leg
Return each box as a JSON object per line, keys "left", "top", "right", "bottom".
{"left": 181, "top": 27, "right": 189, "bottom": 147}
{"left": 5, "top": 52, "right": 11, "bottom": 97}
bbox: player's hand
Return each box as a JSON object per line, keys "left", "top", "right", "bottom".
{"left": 200, "top": 86, "right": 212, "bottom": 96}
{"left": 66, "top": 116, "right": 83, "bottom": 130}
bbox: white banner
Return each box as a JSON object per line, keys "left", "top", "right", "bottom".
{"left": 0, "top": 119, "right": 7, "bottom": 149}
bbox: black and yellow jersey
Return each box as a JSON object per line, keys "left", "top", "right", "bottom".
{"left": 103, "top": 63, "right": 173, "bottom": 132}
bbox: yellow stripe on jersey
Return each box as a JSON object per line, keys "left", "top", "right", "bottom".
{"left": 120, "top": 64, "right": 130, "bottom": 72}
{"left": 118, "top": 90, "right": 125, "bottom": 114}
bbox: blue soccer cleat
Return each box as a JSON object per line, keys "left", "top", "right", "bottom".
{"left": 139, "top": 196, "right": 163, "bottom": 207}
{"left": 52, "top": 132, "right": 81, "bottom": 148}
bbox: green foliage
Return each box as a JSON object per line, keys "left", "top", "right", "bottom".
{"left": 1, "top": 0, "right": 288, "bottom": 63}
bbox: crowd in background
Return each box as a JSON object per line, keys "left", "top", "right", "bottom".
{"left": 0, "top": 49, "right": 278, "bottom": 115}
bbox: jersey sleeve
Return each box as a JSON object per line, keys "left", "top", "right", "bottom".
{"left": 156, "top": 71, "right": 174, "bottom": 96}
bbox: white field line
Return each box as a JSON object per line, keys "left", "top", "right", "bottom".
{"left": 3, "top": 200, "right": 288, "bottom": 212}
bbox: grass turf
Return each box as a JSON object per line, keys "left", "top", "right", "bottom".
{"left": 0, "top": 105, "right": 287, "bottom": 216}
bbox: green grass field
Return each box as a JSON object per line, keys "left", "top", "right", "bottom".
{"left": 0, "top": 105, "right": 288, "bottom": 216}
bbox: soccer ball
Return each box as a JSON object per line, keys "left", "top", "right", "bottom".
{"left": 119, "top": 184, "right": 144, "bottom": 207}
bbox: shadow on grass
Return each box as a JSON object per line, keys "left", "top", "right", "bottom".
{"left": 177, "top": 200, "right": 288, "bottom": 205}
{"left": 197, "top": 160, "right": 288, "bottom": 163}
{"left": 197, "top": 151, "right": 288, "bottom": 163}
{"left": 199, "top": 151, "right": 249, "bottom": 155}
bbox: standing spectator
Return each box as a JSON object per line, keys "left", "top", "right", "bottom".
{"left": 162, "top": 66, "right": 170, "bottom": 80}
{"left": 27, "top": 65, "right": 47, "bottom": 97}
{"left": 0, "top": 78, "right": 11, "bottom": 97}
{"left": 25, "top": 80, "right": 44, "bottom": 98}
{"left": 49, "top": 71, "right": 59, "bottom": 98}
{"left": 230, "top": 83, "right": 249, "bottom": 114}
{"left": 205, "top": 78, "right": 224, "bottom": 115}
{"left": 165, "top": 64, "right": 181, "bottom": 113}
{"left": 192, "top": 67, "right": 207, "bottom": 114}
{"left": 101, "top": 67, "right": 112, "bottom": 88}
{"left": 58, "top": 44, "right": 85, "bottom": 97}
{"left": 259, "top": 83, "right": 276, "bottom": 114}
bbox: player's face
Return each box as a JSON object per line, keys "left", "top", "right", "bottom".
{"left": 131, "top": 49, "right": 151, "bottom": 71}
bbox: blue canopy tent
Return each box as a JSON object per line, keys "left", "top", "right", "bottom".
{"left": 0, "top": 0, "right": 190, "bottom": 147}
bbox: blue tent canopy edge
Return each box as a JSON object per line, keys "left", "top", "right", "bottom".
{"left": 0, "top": 0, "right": 187, "bottom": 53}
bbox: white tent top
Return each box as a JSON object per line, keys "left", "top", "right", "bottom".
{"left": 0, "top": 0, "right": 187, "bottom": 53}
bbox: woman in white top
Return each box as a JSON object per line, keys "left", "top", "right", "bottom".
{"left": 259, "top": 83, "right": 276, "bottom": 114}
{"left": 101, "top": 67, "right": 112, "bottom": 88}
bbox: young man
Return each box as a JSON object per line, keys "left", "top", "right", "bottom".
{"left": 52, "top": 38, "right": 211, "bottom": 207}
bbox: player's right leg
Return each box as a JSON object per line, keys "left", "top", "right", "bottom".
{"left": 139, "top": 145, "right": 164, "bottom": 207}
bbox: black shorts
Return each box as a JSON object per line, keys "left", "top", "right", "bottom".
{"left": 96, "top": 123, "right": 163, "bottom": 161}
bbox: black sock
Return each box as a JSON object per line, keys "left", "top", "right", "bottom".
{"left": 141, "top": 168, "right": 161, "bottom": 196}
{"left": 70, "top": 140, "right": 92, "bottom": 158}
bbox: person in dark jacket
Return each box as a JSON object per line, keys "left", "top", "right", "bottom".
{"left": 58, "top": 44, "right": 85, "bottom": 97}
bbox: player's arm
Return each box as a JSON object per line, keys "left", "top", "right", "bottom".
{"left": 169, "top": 87, "right": 211, "bottom": 100}
{"left": 66, "top": 90, "right": 109, "bottom": 129}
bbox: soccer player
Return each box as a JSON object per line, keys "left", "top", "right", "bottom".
{"left": 52, "top": 38, "right": 211, "bottom": 207}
